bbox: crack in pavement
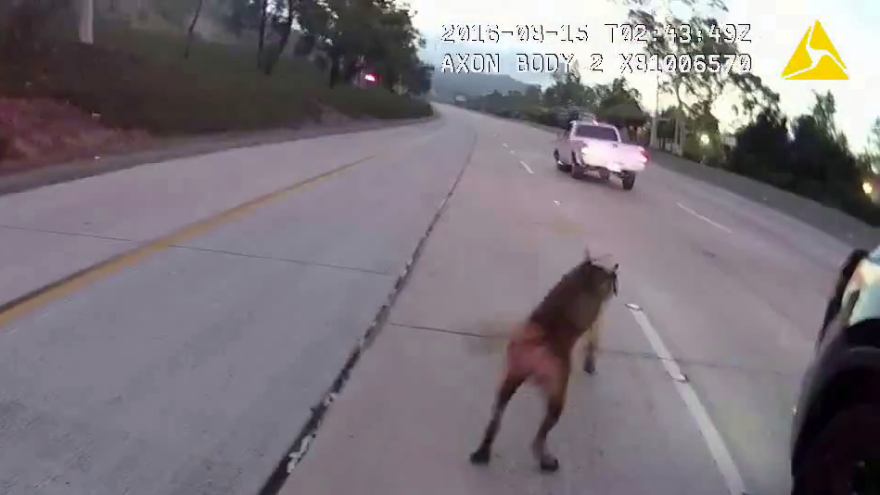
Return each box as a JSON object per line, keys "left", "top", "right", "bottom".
{"left": 168, "top": 244, "right": 395, "bottom": 277}
{"left": 0, "top": 223, "right": 133, "bottom": 242}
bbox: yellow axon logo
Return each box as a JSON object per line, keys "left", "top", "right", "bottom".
{"left": 782, "top": 21, "right": 848, "bottom": 80}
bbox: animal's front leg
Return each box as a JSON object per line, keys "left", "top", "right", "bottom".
{"left": 582, "top": 326, "right": 599, "bottom": 374}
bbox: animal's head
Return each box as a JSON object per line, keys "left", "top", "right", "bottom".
{"left": 577, "top": 249, "right": 619, "bottom": 299}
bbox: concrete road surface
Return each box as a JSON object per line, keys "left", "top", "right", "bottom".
{"left": 0, "top": 104, "right": 852, "bottom": 495}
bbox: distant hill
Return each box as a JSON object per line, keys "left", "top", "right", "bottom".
{"left": 431, "top": 71, "right": 536, "bottom": 99}
{"left": 419, "top": 37, "right": 544, "bottom": 99}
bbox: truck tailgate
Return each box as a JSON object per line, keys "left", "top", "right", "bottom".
{"left": 581, "top": 142, "right": 646, "bottom": 171}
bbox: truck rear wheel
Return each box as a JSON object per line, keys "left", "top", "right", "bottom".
{"left": 622, "top": 174, "right": 636, "bottom": 190}
{"left": 570, "top": 153, "right": 584, "bottom": 179}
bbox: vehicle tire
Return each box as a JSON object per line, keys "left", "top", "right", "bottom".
{"left": 554, "top": 149, "right": 569, "bottom": 171}
{"left": 570, "top": 154, "right": 584, "bottom": 180}
{"left": 792, "top": 405, "right": 880, "bottom": 495}
{"left": 622, "top": 174, "right": 636, "bottom": 190}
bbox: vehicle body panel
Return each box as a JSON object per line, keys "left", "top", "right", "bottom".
{"left": 556, "top": 121, "right": 647, "bottom": 173}
{"left": 790, "top": 248, "right": 880, "bottom": 472}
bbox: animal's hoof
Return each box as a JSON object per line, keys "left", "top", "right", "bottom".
{"left": 584, "top": 360, "right": 596, "bottom": 374}
{"left": 539, "top": 454, "right": 560, "bottom": 473}
{"left": 470, "top": 448, "right": 491, "bottom": 465}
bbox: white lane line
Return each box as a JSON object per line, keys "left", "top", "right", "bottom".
{"left": 626, "top": 304, "right": 747, "bottom": 495}
{"left": 676, "top": 202, "right": 733, "bottom": 234}
{"left": 519, "top": 160, "right": 534, "bottom": 175}
{"left": 502, "top": 143, "right": 509, "bottom": 148}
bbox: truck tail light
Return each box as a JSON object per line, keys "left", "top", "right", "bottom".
{"left": 640, "top": 148, "right": 649, "bottom": 163}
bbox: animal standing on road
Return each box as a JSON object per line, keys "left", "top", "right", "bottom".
{"left": 469, "top": 252, "right": 619, "bottom": 472}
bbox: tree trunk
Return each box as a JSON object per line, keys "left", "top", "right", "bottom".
{"left": 329, "top": 55, "right": 340, "bottom": 88}
{"left": 673, "top": 84, "right": 685, "bottom": 156}
{"left": 343, "top": 58, "right": 360, "bottom": 84}
{"left": 383, "top": 69, "right": 395, "bottom": 92}
{"left": 77, "top": 0, "right": 94, "bottom": 45}
{"left": 263, "top": 0, "right": 295, "bottom": 75}
{"left": 183, "top": 0, "right": 205, "bottom": 59}
{"left": 257, "top": 0, "right": 268, "bottom": 69}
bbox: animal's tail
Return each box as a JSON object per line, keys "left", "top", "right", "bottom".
{"left": 463, "top": 319, "right": 524, "bottom": 356}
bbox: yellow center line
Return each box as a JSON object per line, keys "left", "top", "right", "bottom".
{"left": 0, "top": 154, "right": 374, "bottom": 330}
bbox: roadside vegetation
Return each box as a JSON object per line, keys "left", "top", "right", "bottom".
{"left": 0, "top": 0, "right": 434, "bottom": 169}
{"left": 455, "top": 0, "right": 880, "bottom": 226}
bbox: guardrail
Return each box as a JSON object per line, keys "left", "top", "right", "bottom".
{"left": 498, "top": 112, "right": 880, "bottom": 249}
{"left": 649, "top": 150, "right": 880, "bottom": 249}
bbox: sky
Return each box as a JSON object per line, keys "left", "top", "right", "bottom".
{"left": 408, "top": 0, "right": 879, "bottom": 151}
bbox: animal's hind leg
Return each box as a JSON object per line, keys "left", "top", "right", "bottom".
{"left": 470, "top": 371, "right": 526, "bottom": 465}
{"left": 532, "top": 357, "right": 570, "bottom": 473}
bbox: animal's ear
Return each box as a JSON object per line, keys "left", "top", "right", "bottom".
{"left": 584, "top": 248, "right": 592, "bottom": 261}
{"left": 613, "top": 263, "right": 619, "bottom": 272}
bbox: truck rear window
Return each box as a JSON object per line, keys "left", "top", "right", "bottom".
{"left": 575, "top": 125, "right": 619, "bottom": 142}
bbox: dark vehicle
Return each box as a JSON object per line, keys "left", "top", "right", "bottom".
{"left": 790, "top": 247, "right": 880, "bottom": 494}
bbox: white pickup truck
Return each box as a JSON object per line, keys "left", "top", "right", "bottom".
{"left": 553, "top": 120, "right": 649, "bottom": 190}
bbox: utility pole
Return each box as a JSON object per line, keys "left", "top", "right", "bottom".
{"left": 649, "top": 71, "right": 659, "bottom": 149}
{"left": 77, "top": 0, "right": 94, "bottom": 45}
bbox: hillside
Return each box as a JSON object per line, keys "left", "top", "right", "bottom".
{"left": 0, "top": 17, "right": 431, "bottom": 172}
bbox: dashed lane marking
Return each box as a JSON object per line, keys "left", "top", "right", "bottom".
{"left": 677, "top": 202, "right": 733, "bottom": 234}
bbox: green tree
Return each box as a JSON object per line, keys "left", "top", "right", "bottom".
{"left": 863, "top": 117, "right": 880, "bottom": 173}
{"left": 316, "top": 0, "right": 428, "bottom": 93}
{"left": 729, "top": 72, "right": 780, "bottom": 122}
{"left": 728, "top": 106, "right": 791, "bottom": 184}
{"left": 544, "top": 62, "right": 586, "bottom": 107}
{"left": 400, "top": 61, "right": 433, "bottom": 96}
{"left": 811, "top": 90, "right": 837, "bottom": 137}
{"left": 368, "top": 3, "right": 424, "bottom": 92}
{"left": 870, "top": 118, "right": 880, "bottom": 155}
{"left": 290, "top": 0, "right": 331, "bottom": 57}
{"left": 1, "top": 0, "right": 70, "bottom": 58}
{"left": 594, "top": 78, "right": 648, "bottom": 131}
{"left": 620, "top": 0, "right": 776, "bottom": 155}
{"left": 729, "top": 90, "right": 867, "bottom": 217}
{"left": 524, "top": 85, "right": 542, "bottom": 104}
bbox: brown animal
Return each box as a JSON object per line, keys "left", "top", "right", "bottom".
{"left": 469, "top": 252, "right": 619, "bottom": 473}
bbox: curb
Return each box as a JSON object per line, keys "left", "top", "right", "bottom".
{"left": 0, "top": 113, "right": 441, "bottom": 198}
